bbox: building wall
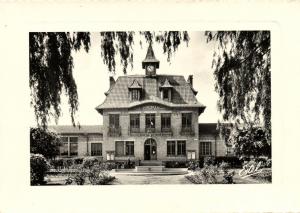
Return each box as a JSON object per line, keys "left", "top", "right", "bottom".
{"left": 59, "top": 133, "right": 103, "bottom": 158}
{"left": 199, "top": 134, "right": 228, "bottom": 157}
{"left": 102, "top": 104, "right": 200, "bottom": 161}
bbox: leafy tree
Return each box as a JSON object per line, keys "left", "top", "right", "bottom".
{"left": 30, "top": 127, "right": 60, "bottom": 159}
{"left": 230, "top": 126, "right": 271, "bottom": 158}
{"left": 30, "top": 31, "right": 189, "bottom": 128}
{"left": 30, "top": 153, "right": 49, "bottom": 185}
{"left": 205, "top": 31, "right": 271, "bottom": 141}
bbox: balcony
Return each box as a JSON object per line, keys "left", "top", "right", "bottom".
{"left": 180, "top": 127, "right": 195, "bottom": 136}
{"left": 128, "top": 126, "right": 173, "bottom": 136}
{"left": 108, "top": 126, "right": 121, "bottom": 137}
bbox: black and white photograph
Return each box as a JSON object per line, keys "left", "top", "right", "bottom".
{"left": 1, "top": 1, "right": 300, "bottom": 213}
{"left": 29, "top": 31, "right": 271, "bottom": 185}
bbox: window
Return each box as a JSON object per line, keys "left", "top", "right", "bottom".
{"left": 59, "top": 136, "right": 78, "bottom": 157}
{"left": 167, "top": 141, "right": 176, "bottom": 155}
{"left": 146, "top": 114, "right": 155, "bottom": 130}
{"left": 161, "top": 113, "right": 171, "bottom": 131}
{"left": 130, "top": 114, "right": 140, "bottom": 132}
{"left": 200, "top": 142, "right": 211, "bottom": 156}
{"left": 131, "top": 89, "right": 140, "bottom": 101}
{"left": 162, "top": 89, "right": 169, "bottom": 100}
{"left": 60, "top": 137, "right": 69, "bottom": 156}
{"left": 70, "top": 142, "right": 78, "bottom": 156}
{"left": 115, "top": 141, "right": 134, "bottom": 156}
{"left": 177, "top": 140, "right": 186, "bottom": 156}
{"left": 182, "top": 113, "right": 192, "bottom": 128}
{"left": 187, "top": 150, "right": 196, "bottom": 160}
{"left": 126, "top": 141, "right": 134, "bottom": 156}
{"left": 69, "top": 137, "right": 78, "bottom": 143}
{"left": 91, "top": 143, "right": 102, "bottom": 156}
{"left": 167, "top": 140, "right": 186, "bottom": 156}
{"left": 109, "top": 114, "right": 119, "bottom": 128}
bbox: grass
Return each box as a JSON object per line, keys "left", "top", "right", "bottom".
{"left": 45, "top": 169, "right": 270, "bottom": 185}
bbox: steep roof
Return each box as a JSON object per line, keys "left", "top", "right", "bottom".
{"left": 96, "top": 75, "right": 206, "bottom": 114}
{"left": 199, "top": 123, "right": 219, "bottom": 135}
{"left": 49, "top": 125, "right": 103, "bottom": 134}
{"left": 160, "top": 78, "right": 173, "bottom": 88}
{"left": 128, "top": 79, "right": 142, "bottom": 89}
{"left": 142, "top": 43, "right": 160, "bottom": 68}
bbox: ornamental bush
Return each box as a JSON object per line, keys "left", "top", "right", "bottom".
{"left": 87, "top": 165, "right": 115, "bottom": 185}
{"left": 215, "top": 156, "right": 242, "bottom": 168}
{"left": 82, "top": 157, "right": 100, "bottom": 169}
{"left": 63, "top": 158, "right": 74, "bottom": 169}
{"left": 220, "top": 162, "right": 235, "bottom": 184}
{"left": 30, "top": 154, "right": 49, "bottom": 185}
{"left": 186, "top": 165, "right": 219, "bottom": 184}
{"left": 251, "top": 169, "right": 272, "bottom": 182}
{"left": 74, "top": 157, "right": 84, "bottom": 165}
{"left": 187, "top": 160, "right": 200, "bottom": 171}
{"left": 50, "top": 158, "right": 64, "bottom": 169}
{"left": 203, "top": 156, "right": 216, "bottom": 166}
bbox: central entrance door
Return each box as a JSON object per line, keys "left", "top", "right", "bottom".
{"left": 144, "top": 138, "right": 157, "bottom": 160}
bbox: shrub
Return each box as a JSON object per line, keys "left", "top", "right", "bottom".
{"left": 203, "top": 156, "right": 215, "bottom": 166}
{"left": 265, "top": 159, "right": 272, "bottom": 168}
{"left": 102, "top": 162, "right": 116, "bottom": 170}
{"left": 251, "top": 169, "right": 272, "bottom": 182}
{"left": 87, "top": 165, "right": 115, "bottom": 185}
{"left": 82, "top": 157, "right": 100, "bottom": 169}
{"left": 50, "top": 158, "right": 64, "bottom": 169}
{"left": 223, "top": 170, "right": 235, "bottom": 184}
{"left": 186, "top": 165, "right": 219, "bottom": 184}
{"left": 124, "top": 159, "right": 135, "bottom": 169}
{"left": 187, "top": 160, "right": 200, "bottom": 171}
{"left": 73, "top": 170, "right": 86, "bottom": 185}
{"left": 30, "top": 154, "right": 49, "bottom": 185}
{"left": 219, "top": 161, "right": 230, "bottom": 172}
{"left": 215, "top": 156, "right": 243, "bottom": 168}
{"left": 30, "top": 127, "right": 60, "bottom": 160}
{"left": 165, "top": 161, "right": 187, "bottom": 168}
{"left": 220, "top": 162, "right": 235, "bottom": 184}
{"left": 74, "top": 157, "right": 84, "bottom": 165}
{"left": 63, "top": 158, "right": 74, "bottom": 169}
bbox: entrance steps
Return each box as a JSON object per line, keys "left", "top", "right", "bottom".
{"left": 140, "top": 160, "right": 162, "bottom": 166}
{"left": 136, "top": 160, "right": 164, "bottom": 172}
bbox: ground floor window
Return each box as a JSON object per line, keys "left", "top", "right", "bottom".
{"left": 91, "top": 143, "right": 102, "bottom": 156}
{"left": 115, "top": 141, "right": 134, "bottom": 156}
{"left": 60, "top": 136, "right": 78, "bottom": 157}
{"left": 177, "top": 140, "right": 186, "bottom": 156}
{"left": 200, "top": 142, "right": 212, "bottom": 156}
{"left": 167, "top": 141, "right": 176, "bottom": 155}
{"left": 187, "top": 150, "right": 196, "bottom": 160}
{"left": 167, "top": 140, "right": 186, "bottom": 156}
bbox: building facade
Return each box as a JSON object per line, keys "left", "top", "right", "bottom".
{"left": 50, "top": 45, "right": 233, "bottom": 162}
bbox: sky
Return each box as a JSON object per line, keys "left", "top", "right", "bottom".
{"left": 30, "top": 31, "right": 221, "bottom": 126}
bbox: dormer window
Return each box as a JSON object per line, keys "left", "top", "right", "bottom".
{"left": 162, "top": 89, "right": 169, "bottom": 100}
{"left": 128, "top": 79, "right": 142, "bottom": 101}
{"left": 131, "top": 89, "right": 140, "bottom": 101}
{"left": 160, "top": 78, "right": 173, "bottom": 102}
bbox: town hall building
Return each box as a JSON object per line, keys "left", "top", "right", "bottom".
{"left": 50, "top": 44, "right": 232, "bottom": 163}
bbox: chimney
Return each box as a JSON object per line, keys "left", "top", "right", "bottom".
{"left": 187, "top": 75, "right": 193, "bottom": 87}
{"left": 109, "top": 76, "right": 115, "bottom": 89}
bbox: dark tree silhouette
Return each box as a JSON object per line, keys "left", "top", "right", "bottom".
{"left": 30, "top": 31, "right": 189, "bottom": 128}
{"left": 30, "top": 127, "right": 60, "bottom": 159}
{"left": 205, "top": 31, "right": 271, "bottom": 141}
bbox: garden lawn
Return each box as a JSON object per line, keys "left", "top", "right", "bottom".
{"left": 45, "top": 169, "right": 271, "bottom": 185}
